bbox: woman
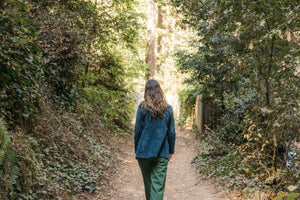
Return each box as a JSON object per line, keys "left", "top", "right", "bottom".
{"left": 134, "top": 79, "right": 176, "bottom": 200}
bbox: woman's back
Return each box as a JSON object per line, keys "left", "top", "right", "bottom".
{"left": 134, "top": 79, "right": 176, "bottom": 200}
{"left": 134, "top": 105, "right": 175, "bottom": 159}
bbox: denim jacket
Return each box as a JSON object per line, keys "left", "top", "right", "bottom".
{"left": 134, "top": 105, "right": 176, "bottom": 160}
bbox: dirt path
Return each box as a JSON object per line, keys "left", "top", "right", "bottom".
{"left": 92, "top": 129, "right": 231, "bottom": 200}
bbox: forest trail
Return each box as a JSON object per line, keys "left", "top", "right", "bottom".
{"left": 94, "top": 129, "right": 231, "bottom": 200}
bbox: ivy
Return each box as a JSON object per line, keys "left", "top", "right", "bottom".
{"left": 0, "top": 0, "right": 41, "bottom": 127}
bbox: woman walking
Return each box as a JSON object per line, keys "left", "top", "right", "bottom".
{"left": 134, "top": 79, "right": 176, "bottom": 200}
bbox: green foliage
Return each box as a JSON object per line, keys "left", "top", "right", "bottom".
{"left": 36, "top": 0, "right": 140, "bottom": 131}
{"left": 27, "top": 97, "right": 118, "bottom": 199}
{"left": 0, "top": 118, "right": 56, "bottom": 200}
{"left": 1, "top": 0, "right": 142, "bottom": 198}
{"left": 177, "top": 87, "right": 197, "bottom": 127}
{"left": 11, "top": 131, "right": 48, "bottom": 200}
{"left": 217, "top": 82, "right": 256, "bottom": 145}
{"left": 275, "top": 192, "right": 300, "bottom": 200}
{"left": 173, "top": 0, "right": 300, "bottom": 196}
{"left": 48, "top": 161, "right": 100, "bottom": 194}
{"left": 192, "top": 132, "right": 267, "bottom": 195}
{"left": 0, "top": 120, "right": 10, "bottom": 164}
{"left": 82, "top": 85, "right": 135, "bottom": 132}
{"left": 0, "top": 0, "right": 41, "bottom": 126}
{"left": 1, "top": 0, "right": 141, "bottom": 130}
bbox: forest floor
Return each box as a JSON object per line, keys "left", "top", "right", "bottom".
{"left": 84, "top": 129, "right": 244, "bottom": 200}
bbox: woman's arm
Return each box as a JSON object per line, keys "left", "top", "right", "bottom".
{"left": 134, "top": 106, "right": 143, "bottom": 153}
{"left": 167, "top": 106, "right": 176, "bottom": 155}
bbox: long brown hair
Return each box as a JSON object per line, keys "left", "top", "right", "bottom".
{"left": 141, "top": 79, "right": 168, "bottom": 118}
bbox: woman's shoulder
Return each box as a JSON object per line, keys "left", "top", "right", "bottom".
{"left": 138, "top": 101, "right": 145, "bottom": 108}
{"left": 165, "top": 105, "right": 173, "bottom": 115}
{"left": 138, "top": 102, "right": 148, "bottom": 113}
{"left": 167, "top": 104, "right": 173, "bottom": 111}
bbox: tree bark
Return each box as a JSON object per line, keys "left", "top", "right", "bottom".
{"left": 156, "top": 5, "right": 163, "bottom": 72}
{"left": 145, "top": 0, "right": 156, "bottom": 79}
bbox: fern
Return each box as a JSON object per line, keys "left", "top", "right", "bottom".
{"left": 6, "top": 148, "right": 19, "bottom": 186}
{"left": 0, "top": 119, "right": 10, "bottom": 167}
{"left": 0, "top": 118, "right": 19, "bottom": 199}
{"left": 0, "top": 118, "right": 9, "bottom": 166}
{"left": 0, "top": 150, "right": 4, "bottom": 166}
{"left": 0, "top": 119, "right": 9, "bottom": 151}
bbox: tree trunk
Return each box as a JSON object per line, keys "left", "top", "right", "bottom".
{"left": 145, "top": 0, "right": 156, "bottom": 79}
{"left": 156, "top": 5, "right": 163, "bottom": 72}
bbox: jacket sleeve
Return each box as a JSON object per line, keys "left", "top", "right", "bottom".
{"left": 134, "top": 106, "right": 143, "bottom": 153}
{"left": 167, "top": 106, "right": 176, "bottom": 154}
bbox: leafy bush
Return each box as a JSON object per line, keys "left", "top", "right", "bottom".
{"left": 177, "top": 87, "right": 197, "bottom": 128}
{"left": 1, "top": 0, "right": 140, "bottom": 131}
{"left": 0, "top": 1, "right": 41, "bottom": 127}
{"left": 1, "top": 0, "right": 141, "bottom": 199}
{"left": 0, "top": 119, "right": 47, "bottom": 199}
{"left": 174, "top": 0, "right": 300, "bottom": 197}
{"left": 82, "top": 85, "right": 135, "bottom": 132}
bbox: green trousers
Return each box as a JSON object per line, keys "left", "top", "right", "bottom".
{"left": 138, "top": 157, "right": 169, "bottom": 200}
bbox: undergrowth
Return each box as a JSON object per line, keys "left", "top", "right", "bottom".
{"left": 32, "top": 95, "right": 117, "bottom": 199}
{"left": 0, "top": 94, "right": 119, "bottom": 199}
{"left": 193, "top": 131, "right": 300, "bottom": 200}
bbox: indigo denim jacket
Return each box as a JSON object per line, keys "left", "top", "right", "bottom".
{"left": 134, "top": 105, "right": 176, "bottom": 160}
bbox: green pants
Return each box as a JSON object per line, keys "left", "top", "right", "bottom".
{"left": 138, "top": 157, "right": 168, "bottom": 200}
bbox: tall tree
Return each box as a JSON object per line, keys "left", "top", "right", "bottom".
{"left": 156, "top": 4, "right": 163, "bottom": 72}
{"left": 146, "top": 0, "right": 156, "bottom": 79}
